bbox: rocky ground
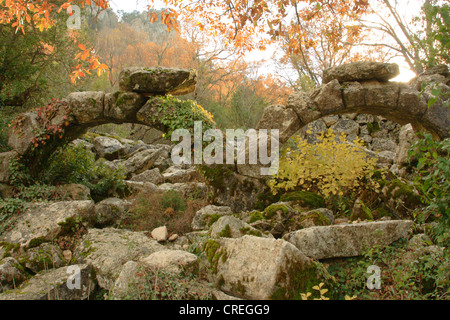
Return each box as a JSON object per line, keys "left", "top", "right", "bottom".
{"left": 0, "top": 129, "right": 438, "bottom": 300}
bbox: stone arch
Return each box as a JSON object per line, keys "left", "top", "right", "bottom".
{"left": 5, "top": 67, "right": 204, "bottom": 168}
{"left": 2, "top": 62, "right": 449, "bottom": 191}
{"left": 259, "top": 62, "right": 449, "bottom": 144}
{"left": 235, "top": 62, "right": 450, "bottom": 179}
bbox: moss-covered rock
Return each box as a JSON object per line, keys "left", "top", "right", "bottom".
{"left": 209, "top": 215, "right": 270, "bottom": 240}
{"left": 296, "top": 208, "right": 335, "bottom": 229}
{"left": 263, "top": 203, "right": 292, "bottom": 220}
{"left": 381, "top": 179, "right": 423, "bottom": 218}
{"left": 206, "top": 236, "right": 320, "bottom": 300}
{"left": 350, "top": 199, "right": 374, "bottom": 222}
{"left": 17, "top": 243, "right": 66, "bottom": 274}
{"left": 119, "top": 67, "right": 197, "bottom": 96}
{"left": 248, "top": 211, "right": 265, "bottom": 224}
{"left": 256, "top": 190, "right": 281, "bottom": 210}
{"left": 280, "top": 191, "right": 325, "bottom": 209}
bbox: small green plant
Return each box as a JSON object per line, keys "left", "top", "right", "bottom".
{"left": 0, "top": 198, "right": 27, "bottom": 235}
{"left": 327, "top": 240, "right": 449, "bottom": 300}
{"left": 124, "top": 190, "right": 207, "bottom": 235}
{"left": 111, "top": 264, "right": 211, "bottom": 300}
{"left": 160, "top": 190, "right": 186, "bottom": 212}
{"left": 14, "top": 184, "right": 60, "bottom": 202}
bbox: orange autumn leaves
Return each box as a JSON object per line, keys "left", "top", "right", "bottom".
{"left": 0, "top": 0, "right": 110, "bottom": 84}
{"left": 71, "top": 43, "right": 109, "bottom": 84}
{"left": 148, "top": 0, "right": 371, "bottom": 55}
{"left": 0, "top": 0, "right": 109, "bottom": 33}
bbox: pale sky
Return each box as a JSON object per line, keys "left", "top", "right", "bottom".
{"left": 108, "top": 0, "right": 160, "bottom": 13}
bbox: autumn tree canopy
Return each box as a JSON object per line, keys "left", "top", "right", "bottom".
{"left": 151, "top": 0, "right": 449, "bottom": 81}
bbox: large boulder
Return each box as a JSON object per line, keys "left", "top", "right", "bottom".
{"left": 284, "top": 220, "right": 413, "bottom": 260}
{"left": 94, "top": 198, "right": 131, "bottom": 227}
{"left": 209, "top": 215, "right": 270, "bottom": 239}
{"left": 0, "top": 264, "right": 94, "bottom": 300}
{"left": 323, "top": 61, "right": 400, "bottom": 84}
{"left": 256, "top": 104, "right": 302, "bottom": 144}
{"left": 191, "top": 205, "right": 233, "bottom": 231}
{"left": 66, "top": 91, "right": 105, "bottom": 125}
{"left": 119, "top": 67, "right": 197, "bottom": 96}
{"left": 139, "top": 250, "right": 199, "bottom": 274}
{"left": 93, "top": 136, "right": 125, "bottom": 160}
{"left": 104, "top": 91, "right": 147, "bottom": 121}
{"left": 130, "top": 168, "right": 164, "bottom": 185}
{"left": 0, "top": 257, "right": 28, "bottom": 292}
{"left": 311, "top": 79, "right": 345, "bottom": 115}
{"left": 162, "top": 166, "right": 200, "bottom": 184}
{"left": 286, "top": 91, "right": 321, "bottom": 126}
{"left": 74, "top": 228, "right": 164, "bottom": 290}
{"left": 123, "top": 146, "right": 169, "bottom": 177}
{"left": 204, "top": 236, "right": 318, "bottom": 300}
{"left": 1, "top": 201, "right": 96, "bottom": 249}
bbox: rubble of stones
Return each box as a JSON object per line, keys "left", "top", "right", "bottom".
{"left": 0, "top": 127, "right": 436, "bottom": 300}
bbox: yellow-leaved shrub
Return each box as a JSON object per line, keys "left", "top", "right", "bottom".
{"left": 268, "top": 128, "right": 380, "bottom": 198}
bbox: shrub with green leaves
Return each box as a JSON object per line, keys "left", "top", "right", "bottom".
{"left": 409, "top": 133, "right": 450, "bottom": 247}
{"left": 11, "top": 143, "right": 126, "bottom": 202}
{"left": 153, "top": 96, "right": 216, "bottom": 137}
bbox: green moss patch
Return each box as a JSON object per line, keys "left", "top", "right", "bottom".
{"left": 263, "top": 204, "right": 290, "bottom": 220}
{"left": 248, "top": 211, "right": 264, "bottom": 223}
{"left": 203, "top": 239, "right": 228, "bottom": 274}
{"left": 280, "top": 191, "right": 325, "bottom": 209}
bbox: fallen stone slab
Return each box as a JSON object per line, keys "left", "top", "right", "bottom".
{"left": 119, "top": 67, "right": 197, "bottom": 96}
{"left": 283, "top": 220, "right": 413, "bottom": 260}
{"left": 323, "top": 61, "right": 400, "bottom": 84}
{"left": 204, "top": 235, "right": 318, "bottom": 300}
{"left": 0, "top": 264, "right": 94, "bottom": 300}
{"left": 162, "top": 166, "right": 200, "bottom": 184}
{"left": 140, "top": 249, "right": 199, "bottom": 274}
{"left": 75, "top": 228, "right": 164, "bottom": 290}
{"left": 1, "top": 201, "right": 96, "bottom": 249}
